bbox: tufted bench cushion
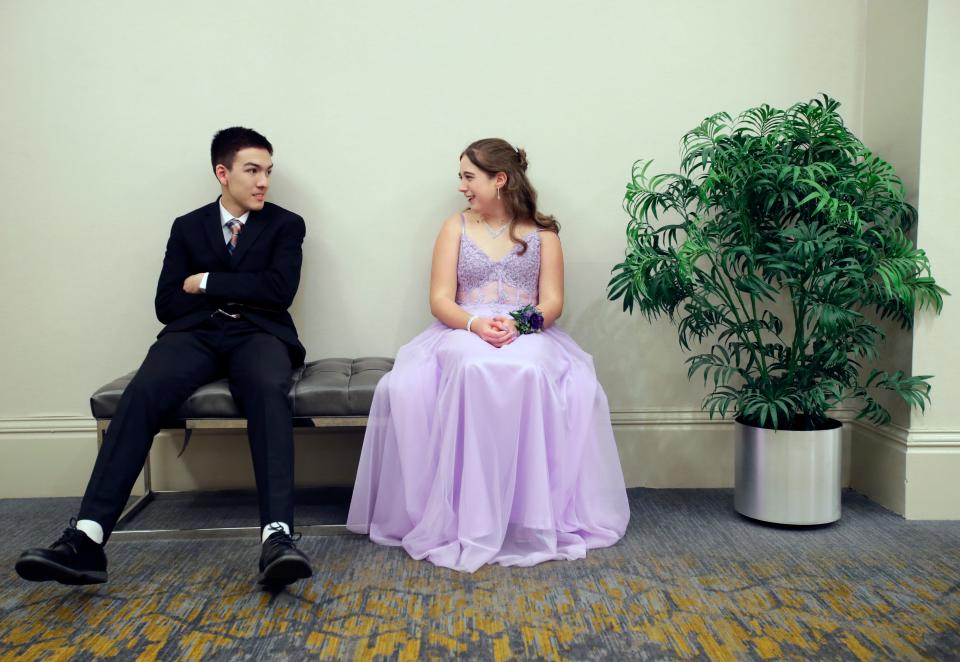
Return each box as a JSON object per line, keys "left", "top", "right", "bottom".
{"left": 90, "top": 357, "right": 394, "bottom": 422}
{"left": 293, "top": 357, "right": 393, "bottom": 417}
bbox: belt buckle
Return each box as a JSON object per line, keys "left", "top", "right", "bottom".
{"left": 215, "top": 308, "right": 241, "bottom": 320}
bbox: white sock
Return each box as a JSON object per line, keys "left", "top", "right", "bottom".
{"left": 75, "top": 519, "right": 104, "bottom": 544}
{"left": 262, "top": 521, "right": 290, "bottom": 543}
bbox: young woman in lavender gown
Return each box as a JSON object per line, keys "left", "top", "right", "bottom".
{"left": 347, "top": 138, "right": 629, "bottom": 572}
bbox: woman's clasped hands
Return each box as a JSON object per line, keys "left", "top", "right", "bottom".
{"left": 471, "top": 315, "right": 519, "bottom": 348}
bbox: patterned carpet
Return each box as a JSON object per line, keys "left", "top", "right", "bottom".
{"left": 1, "top": 489, "right": 958, "bottom": 661}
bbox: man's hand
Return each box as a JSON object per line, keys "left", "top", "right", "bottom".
{"left": 182, "top": 273, "right": 205, "bottom": 294}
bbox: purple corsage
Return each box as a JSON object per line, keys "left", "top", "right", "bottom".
{"left": 510, "top": 305, "right": 545, "bottom": 335}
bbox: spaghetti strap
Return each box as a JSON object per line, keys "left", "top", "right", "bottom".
{"left": 459, "top": 212, "right": 466, "bottom": 235}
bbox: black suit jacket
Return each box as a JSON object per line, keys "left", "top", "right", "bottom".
{"left": 154, "top": 199, "right": 307, "bottom": 366}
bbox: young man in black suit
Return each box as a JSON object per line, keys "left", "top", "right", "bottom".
{"left": 15, "top": 127, "right": 312, "bottom": 588}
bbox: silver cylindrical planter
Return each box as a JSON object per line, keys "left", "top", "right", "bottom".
{"left": 734, "top": 418, "right": 842, "bottom": 525}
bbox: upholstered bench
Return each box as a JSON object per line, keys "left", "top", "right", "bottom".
{"left": 90, "top": 357, "right": 393, "bottom": 539}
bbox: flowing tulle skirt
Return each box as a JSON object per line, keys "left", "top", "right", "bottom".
{"left": 347, "top": 305, "right": 630, "bottom": 572}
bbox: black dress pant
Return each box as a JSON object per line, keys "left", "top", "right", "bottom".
{"left": 79, "top": 315, "right": 295, "bottom": 542}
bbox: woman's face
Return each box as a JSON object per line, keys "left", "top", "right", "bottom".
{"left": 458, "top": 155, "right": 501, "bottom": 215}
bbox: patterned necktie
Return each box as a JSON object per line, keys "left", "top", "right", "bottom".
{"left": 226, "top": 219, "right": 242, "bottom": 254}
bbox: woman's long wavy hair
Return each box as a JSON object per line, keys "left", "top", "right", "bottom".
{"left": 461, "top": 138, "right": 559, "bottom": 254}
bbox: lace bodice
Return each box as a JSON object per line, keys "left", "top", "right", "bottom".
{"left": 456, "top": 215, "right": 541, "bottom": 307}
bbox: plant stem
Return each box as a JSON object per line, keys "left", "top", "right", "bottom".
{"left": 705, "top": 254, "right": 770, "bottom": 381}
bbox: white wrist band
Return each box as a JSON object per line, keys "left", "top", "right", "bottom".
{"left": 466, "top": 315, "right": 478, "bottom": 333}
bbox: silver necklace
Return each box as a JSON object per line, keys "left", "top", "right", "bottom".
{"left": 481, "top": 217, "right": 512, "bottom": 239}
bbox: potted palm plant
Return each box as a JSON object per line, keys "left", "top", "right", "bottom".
{"left": 608, "top": 95, "right": 945, "bottom": 524}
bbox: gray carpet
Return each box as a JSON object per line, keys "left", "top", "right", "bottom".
{"left": 1, "top": 489, "right": 958, "bottom": 660}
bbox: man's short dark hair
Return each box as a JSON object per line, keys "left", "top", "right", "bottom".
{"left": 210, "top": 127, "right": 273, "bottom": 172}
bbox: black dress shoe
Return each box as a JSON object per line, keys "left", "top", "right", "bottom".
{"left": 258, "top": 530, "right": 312, "bottom": 587}
{"left": 15, "top": 522, "right": 108, "bottom": 585}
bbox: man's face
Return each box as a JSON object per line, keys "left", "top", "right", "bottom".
{"left": 216, "top": 147, "right": 273, "bottom": 215}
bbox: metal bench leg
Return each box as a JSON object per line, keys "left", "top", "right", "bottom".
{"left": 111, "top": 423, "right": 156, "bottom": 536}
{"left": 101, "top": 420, "right": 360, "bottom": 540}
{"left": 114, "top": 454, "right": 154, "bottom": 532}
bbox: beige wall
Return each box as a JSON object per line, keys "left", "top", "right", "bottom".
{"left": 851, "top": 0, "right": 960, "bottom": 519}
{"left": 903, "top": 0, "right": 960, "bottom": 518}
{"left": 912, "top": 0, "right": 960, "bottom": 430}
{"left": 850, "top": 0, "right": 927, "bottom": 511}
{"left": 0, "top": 0, "right": 868, "bottom": 411}
{"left": 0, "top": 0, "right": 898, "bottom": 498}
{"left": 859, "top": 0, "right": 927, "bottom": 430}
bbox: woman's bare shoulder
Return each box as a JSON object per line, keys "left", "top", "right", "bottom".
{"left": 437, "top": 211, "right": 466, "bottom": 236}
{"left": 537, "top": 227, "right": 561, "bottom": 247}
{"left": 517, "top": 221, "right": 558, "bottom": 240}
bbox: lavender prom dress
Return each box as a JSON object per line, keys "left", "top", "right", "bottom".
{"left": 347, "top": 215, "right": 629, "bottom": 572}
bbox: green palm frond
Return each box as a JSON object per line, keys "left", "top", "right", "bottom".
{"left": 608, "top": 95, "right": 947, "bottom": 430}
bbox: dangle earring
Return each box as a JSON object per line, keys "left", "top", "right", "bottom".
{"left": 496, "top": 186, "right": 501, "bottom": 200}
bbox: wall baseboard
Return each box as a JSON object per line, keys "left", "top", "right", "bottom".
{"left": 610, "top": 409, "right": 730, "bottom": 426}
{"left": 4, "top": 411, "right": 742, "bottom": 496}
{"left": 0, "top": 417, "right": 101, "bottom": 498}
{"left": 0, "top": 416, "right": 97, "bottom": 435}
{"left": 848, "top": 419, "right": 960, "bottom": 519}
{"left": 16, "top": 413, "right": 960, "bottom": 516}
